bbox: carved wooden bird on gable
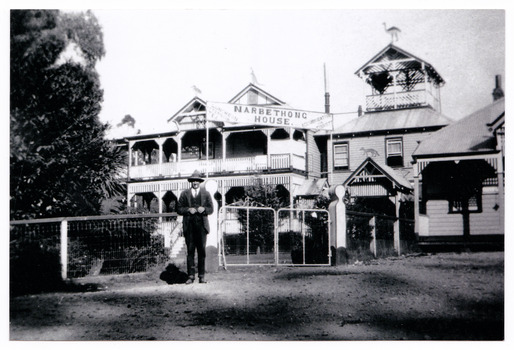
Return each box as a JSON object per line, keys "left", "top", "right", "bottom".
{"left": 383, "top": 22, "right": 401, "bottom": 42}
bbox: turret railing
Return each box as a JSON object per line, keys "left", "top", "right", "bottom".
{"left": 366, "top": 89, "right": 439, "bottom": 112}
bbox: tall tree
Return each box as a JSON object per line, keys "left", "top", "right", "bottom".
{"left": 10, "top": 10, "right": 125, "bottom": 219}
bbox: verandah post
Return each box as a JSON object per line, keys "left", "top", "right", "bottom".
{"left": 204, "top": 179, "right": 219, "bottom": 272}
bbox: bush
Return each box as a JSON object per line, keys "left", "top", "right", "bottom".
{"left": 10, "top": 242, "right": 64, "bottom": 296}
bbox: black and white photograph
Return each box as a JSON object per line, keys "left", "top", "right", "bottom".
{"left": 5, "top": 0, "right": 510, "bottom": 345}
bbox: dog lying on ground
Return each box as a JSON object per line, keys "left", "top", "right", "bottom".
{"left": 159, "top": 263, "right": 189, "bottom": 284}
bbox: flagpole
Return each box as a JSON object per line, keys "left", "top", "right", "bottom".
{"left": 324, "top": 63, "right": 333, "bottom": 186}
{"left": 205, "top": 109, "right": 209, "bottom": 179}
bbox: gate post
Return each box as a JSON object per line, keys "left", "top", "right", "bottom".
{"left": 60, "top": 220, "right": 68, "bottom": 280}
{"left": 328, "top": 185, "right": 347, "bottom": 265}
{"left": 204, "top": 179, "right": 219, "bottom": 273}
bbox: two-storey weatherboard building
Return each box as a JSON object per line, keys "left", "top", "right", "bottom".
{"left": 124, "top": 83, "right": 327, "bottom": 213}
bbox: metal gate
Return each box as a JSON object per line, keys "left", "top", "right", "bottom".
{"left": 219, "top": 206, "right": 331, "bottom": 266}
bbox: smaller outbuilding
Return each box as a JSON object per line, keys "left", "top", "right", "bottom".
{"left": 411, "top": 94, "right": 505, "bottom": 250}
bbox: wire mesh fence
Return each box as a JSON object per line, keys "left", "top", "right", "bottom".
{"left": 346, "top": 211, "right": 416, "bottom": 259}
{"left": 66, "top": 216, "right": 177, "bottom": 277}
{"left": 10, "top": 214, "right": 179, "bottom": 284}
{"left": 10, "top": 205, "right": 416, "bottom": 294}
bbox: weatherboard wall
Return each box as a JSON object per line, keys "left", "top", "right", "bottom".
{"left": 328, "top": 130, "right": 436, "bottom": 185}
{"left": 306, "top": 130, "right": 322, "bottom": 178}
{"left": 424, "top": 192, "right": 502, "bottom": 237}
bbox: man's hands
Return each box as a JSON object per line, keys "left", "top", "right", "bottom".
{"left": 188, "top": 206, "right": 205, "bottom": 214}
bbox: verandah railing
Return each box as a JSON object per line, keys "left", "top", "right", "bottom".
{"left": 129, "top": 153, "right": 306, "bottom": 179}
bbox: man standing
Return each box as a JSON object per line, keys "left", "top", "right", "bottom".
{"left": 177, "top": 170, "right": 214, "bottom": 284}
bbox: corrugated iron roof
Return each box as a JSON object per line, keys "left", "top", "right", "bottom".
{"left": 378, "top": 161, "right": 413, "bottom": 190}
{"left": 294, "top": 178, "right": 328, "bottom": 197}
{"left": 413, "top": 98, "right": 504, "bottom": 157}
{"left": 328, "top": 107, "right": 452, "bottom": 135}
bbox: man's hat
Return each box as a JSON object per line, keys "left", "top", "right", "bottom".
{"left": 188, "top": 170, "right": 205, "bottom": 183}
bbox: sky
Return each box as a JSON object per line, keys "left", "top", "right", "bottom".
{"left": 88, "top": 5, "right": 506, "bottom": 138}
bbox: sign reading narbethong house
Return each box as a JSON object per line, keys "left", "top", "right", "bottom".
{"left": 206, "top": 102, "right": 333, "bottom": 131}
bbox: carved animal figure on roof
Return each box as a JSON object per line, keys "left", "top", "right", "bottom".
{"left": 360, "top": 147, "right": 380, "bottom": 157}
{"left": 383, "top": 22, "right": 401, "bottom": 42}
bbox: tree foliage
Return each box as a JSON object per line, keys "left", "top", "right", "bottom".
{"left": 10, "top": 10, "right": 125, "bottom": 219}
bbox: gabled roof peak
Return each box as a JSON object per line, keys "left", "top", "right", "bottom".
{"left": 343, "top": 157, "right": 413, "bottom": 193}
{"left": 228, "top": 83, "right": 286, "bottom": 106}
{"left": 167, "top": 96, "right": 207, "bottom": 123}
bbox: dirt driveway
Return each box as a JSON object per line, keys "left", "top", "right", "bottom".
{"left": 10, "top": 252, "right": 504, "bottom": 341}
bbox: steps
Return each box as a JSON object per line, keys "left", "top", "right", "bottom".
{"left": 170, "top": 236, "right": 186, "bottom": 259}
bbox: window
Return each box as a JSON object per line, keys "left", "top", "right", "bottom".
{"left": 333, "top": 143, "right": 349, "bottom": 169}
{"left": 386, "top": 137, "right": 403, "bottom": 167}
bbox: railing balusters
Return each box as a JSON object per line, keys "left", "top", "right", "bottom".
{"left": 129, "top": 153, "right": 306, "bottom": 179}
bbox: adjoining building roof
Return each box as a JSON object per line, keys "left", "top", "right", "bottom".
{"left": 294, "top": 178, "right": 328, "bottom": 197}
{"left": 413, "top": 98, "right": 505, "bottom": 158}
{"left": 325, "top": 107, "right": 452, "bottom": 136}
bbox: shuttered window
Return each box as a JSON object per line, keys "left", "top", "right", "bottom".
{"left": 386, "top": 137, "right": 403, "bottom": 167}
{"left": 334, "top": 143, "right": 349, "bottom": 169}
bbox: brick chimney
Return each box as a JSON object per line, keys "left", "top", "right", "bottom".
{"left": 492, "top": 75, "right": 504, "bottom": 101}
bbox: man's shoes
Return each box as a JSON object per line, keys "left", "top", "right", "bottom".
{"left": 185, "top": 278, "right": 194, "bottom": 285}
{"left": 199, "top": 277, "right": 207, "bottom": 284}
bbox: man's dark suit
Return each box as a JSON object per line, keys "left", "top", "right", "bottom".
{"left": 177, "top": 186, "right": 214, "bottom": 280}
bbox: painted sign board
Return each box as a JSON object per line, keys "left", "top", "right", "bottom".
{"left": 206, "top": 102, "right": 333, "bottom": 131}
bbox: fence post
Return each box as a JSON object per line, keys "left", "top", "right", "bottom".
{"left": 205, "top": 179, "right": 219, "bottom": 272}
{"left": 328, "top": 185, "right": 347, "bottom": 265}
{"left": 394, "top": 193, "right": 401, "bottom": 256}
{"left": 60, "top": 220, "right": 68, "bottom": 281}
{"left": 369, "top": 216, "right": 377, "bottom": 258}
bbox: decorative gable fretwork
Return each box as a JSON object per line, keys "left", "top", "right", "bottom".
{"left": 344, "top": 158, "right": 412, "bottom": 198}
